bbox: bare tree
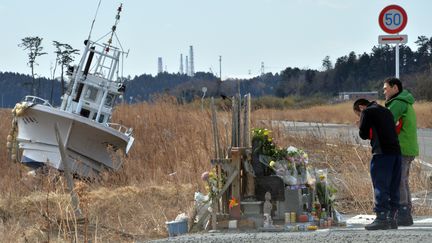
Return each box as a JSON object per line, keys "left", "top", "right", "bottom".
{"left": 18, "top": 36, "right": 47, "bottom": 96}
{"left": 52, "top": 41, "right": 79, "bottom": 101}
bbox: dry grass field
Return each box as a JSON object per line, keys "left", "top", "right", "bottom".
{"left": 253, "top": 101, "right": 432, "bottom": 128}
{"left": 0, "top": 99, "right": 431, "bottom": 242}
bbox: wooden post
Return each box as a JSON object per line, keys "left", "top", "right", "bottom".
{"left": 242, "top": 94, "right": 255, "bottom": 198}
{"left": 230, "top": 148, "right": 242, "bottom": 203}
{"left": 54, "top": 123, "right": 82, "bottom": 218}
{"left": 237, "top": 94, "right": 242, "bottom": 147}
{"left": 243, "top": 93, "right": 251, "bottom": 148}
{"left": 231, "top": 96, "right": 238, "bottom": 147}
{"left": 211, "top": 98, "right": 227, "bottom": 216}
{"left": 210, "top": 98, "right": 221, "bottom": 159}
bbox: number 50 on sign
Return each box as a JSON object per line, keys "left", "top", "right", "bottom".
{"left": 378, "top": 5, "right": 407, "bottom": 34}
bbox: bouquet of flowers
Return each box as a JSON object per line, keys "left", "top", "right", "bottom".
{"left": 252, "top": 128, "right": 276, "bottom": 157}
{"left": 315, "top": 169, "right": 337, "bottom": 209}
{"left": 201, "top": 167, "right": 224, "bottom": 202}
{"left": 268, "top": 146, "right": 313, "bottom": 186}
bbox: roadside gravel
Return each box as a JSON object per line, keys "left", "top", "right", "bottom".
{"left": 149, "top": 228, "right": 432, "bottom": 243}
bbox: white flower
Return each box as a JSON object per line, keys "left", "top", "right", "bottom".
{"left": 287, "top": 146, "right": 298, "bottom": 154}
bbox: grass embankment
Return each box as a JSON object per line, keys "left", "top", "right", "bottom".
{"left": 0, "top": 99, "right": 430, "bottom": 241}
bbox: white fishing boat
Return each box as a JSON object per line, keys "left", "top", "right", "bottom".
{"left": 9, "top": 4, "right": 134, "bottom": 178}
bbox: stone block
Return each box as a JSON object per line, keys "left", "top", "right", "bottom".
{"left": 241, "top": 201, "right": 263, "bottom": 216}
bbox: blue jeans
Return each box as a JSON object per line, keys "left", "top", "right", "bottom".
{"left": 370, "top": 154, "right": 402, "bottom": 213}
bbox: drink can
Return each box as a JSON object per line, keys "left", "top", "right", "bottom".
{"left": 320, "top": 219, "right": 325, "bottom": 227}
{"left": 290, "top": 212, "right": 296, "bottom": 223}
{"left": 285, "top": 213, "right": 290, "bottom": 224}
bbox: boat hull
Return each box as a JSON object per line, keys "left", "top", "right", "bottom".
{"left": 16, "top": 104, "right": 133, "bottom": 177}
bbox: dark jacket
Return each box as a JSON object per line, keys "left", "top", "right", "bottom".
{"left": 359, "top": 101, "right": 401, "bottom": 155}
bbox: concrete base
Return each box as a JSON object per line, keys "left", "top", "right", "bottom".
{"left": 241, "top": 201, "right": 263, "bottom": 216}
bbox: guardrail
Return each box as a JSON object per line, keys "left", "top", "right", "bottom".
{"left": 24, "top": 96, "right": 53, "bottom": 107}
{"left": 106, "top": 122, "right": 133, "bottom": 136}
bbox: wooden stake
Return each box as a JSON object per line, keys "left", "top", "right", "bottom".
{"left": 54, "top": 123, "right": 82, "bottom": 218}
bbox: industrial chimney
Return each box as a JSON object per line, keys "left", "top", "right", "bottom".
{"left": 189, "top": 46, "right": 194, "bottom": 76}
{"left": 158, "top": 57, "right": 163, "bottom": 74}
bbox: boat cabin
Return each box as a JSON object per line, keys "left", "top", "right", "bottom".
{"left": 60, "top": 40, "right": 126, "bottom": 124}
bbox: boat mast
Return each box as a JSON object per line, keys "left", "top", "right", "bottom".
{"left": 94, "top": 4, "right": 123, "bottom": 123}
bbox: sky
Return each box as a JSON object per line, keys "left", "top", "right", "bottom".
{"left": 1, "top": 0, "right": 431, "bottom": 79}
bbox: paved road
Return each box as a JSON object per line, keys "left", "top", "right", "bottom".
{"left": 269, "top": 121, "right": 432, "bottom": 163}
{"left": 149, "top": 216, "right": 432, "bottom": 243}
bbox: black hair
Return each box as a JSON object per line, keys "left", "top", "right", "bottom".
{"left": 384, "top": 77, "right": 403, "bottom": 92}
{"left": 353, "top": 98, "right": 370, "bottom": 112}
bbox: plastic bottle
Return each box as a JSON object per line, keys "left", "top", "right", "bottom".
{"left": 320, "top": 208, "right": 327, "bottom": 219}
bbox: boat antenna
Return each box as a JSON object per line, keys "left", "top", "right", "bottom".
{"left": 105, "top": 3, "right": 122, "bottom": 52}
{"left": 87, "top": 0, "right": 102, "bottom": 41}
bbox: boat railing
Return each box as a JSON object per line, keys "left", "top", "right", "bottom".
{"left": 24, "top": 96, "right": 53, "bottom": 107}
{"left": 106, "top": 122, "right": 133, "bottom": 136}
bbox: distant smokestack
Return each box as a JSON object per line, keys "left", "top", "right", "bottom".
{"left": 185, "top": 56, "right": 189, "bottom": 76}
{"left": 158, "top": 57, "right": 163, "bottom": 74}
{"left": 179, "top": 54, "right": 184, "bottom": 74}
{"left": 189, "top": 46, "right": 194, "bottom": 76}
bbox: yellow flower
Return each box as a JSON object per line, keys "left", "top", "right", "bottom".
{"left": 269, "top": 160, "right": 276, "bottom": 168}
{"left": 209, "top": 171, "right": 215, "bottom": 178}
{"left": 319, "top": 175, "right": 326, "bottom": 181}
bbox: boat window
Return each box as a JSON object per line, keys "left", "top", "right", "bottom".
{"left": 84, "top": 86, "right": 99, "bottom": 101}
{"left": 91, "top": 112, "right": 105, "bottom": 123}
{"left": 80, "top": 109, "right": 90, "bottom": 118}
{"left": 105, "top": 93, "right": 115, "bottom": 107}
{"left": 98, "top": 114, "right": 105, "bottom": 123}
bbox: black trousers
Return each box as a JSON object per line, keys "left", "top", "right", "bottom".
{"left": 370, "top": 154, "right": 402, "bottom": 214}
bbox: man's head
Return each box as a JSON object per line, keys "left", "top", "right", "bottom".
{"left": 353, "top": 98, "right": 370, "bottom": 117}
{"left": 383, "top": 77, "right": 403, "bottom": 101}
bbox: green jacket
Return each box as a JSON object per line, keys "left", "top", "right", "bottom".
{"left": 385, "top": 90, "right": 419, "bottom": 156}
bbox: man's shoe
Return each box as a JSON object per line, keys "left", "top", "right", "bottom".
{"left": 365, "top": 218, "right": 390, "bottom": 230}
{"left": 388, "top": 210, "right": 398, "bottom": 229}
{"left": 398, "top": 206, "right": 414, "bottom": 226}
{"left": 397, "top": 215, "right": 413, "bottom": 226}
{"left": 388, "top": 218, "right": 398, "bottom": 229}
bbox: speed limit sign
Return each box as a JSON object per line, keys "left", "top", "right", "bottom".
{"left": 378, "top": 5, "right": 407, "bottom": 34}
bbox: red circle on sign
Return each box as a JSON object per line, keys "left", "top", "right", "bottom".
{"left": 378, "top": 5, "right": 407, "bottom": 34}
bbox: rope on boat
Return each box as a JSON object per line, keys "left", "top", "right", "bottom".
{"left": 7, "top": 102, "right": 29, "bottom": 162}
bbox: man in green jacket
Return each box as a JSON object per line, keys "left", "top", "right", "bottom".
{"left": 383, "top": 77, "right": 419, "bottom": 226}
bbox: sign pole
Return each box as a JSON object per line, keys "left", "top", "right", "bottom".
{"left": 395, "top": 42, "right": 400, "bottom": 78}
